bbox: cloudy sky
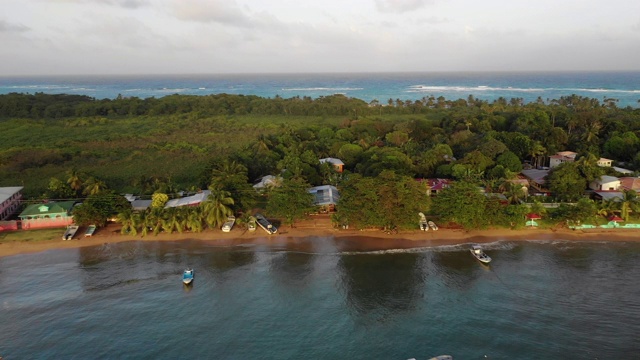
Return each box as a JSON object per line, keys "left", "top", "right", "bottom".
{"left": 2, "top": 0, "right": 640, "bottom": 75}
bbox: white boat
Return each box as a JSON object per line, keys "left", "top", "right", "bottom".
{"left": 84, "top": 224, "right": 96, "bottom": 237}
{"left": 428, "top": 220, "right": 438, "bottom": 231}
{"left": 419, "top": 212, "right": 428, "bottom": 231}
{"left": 222, "top": 216, "right": 236, "bottom": 232}
{"left": 182, "top": 268, "right": 194, "bottom": 285}
{"left": 255, "top": 213, "right": 277, "bottom": 234}
{"left": 428, "top": 356, "right": 453, "bottom": 360}
{"left": 62, "top": 225, "right": 79, "bottom": 240}
{"left": 248, "top": 216, "right": 257, "bottom": 232}
{"left": 470, "top": 244, "right": 491, "bottom": 264}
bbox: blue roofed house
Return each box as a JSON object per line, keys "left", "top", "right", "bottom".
{"left": 308, "top": 185, "right": 340, "bottom": 213}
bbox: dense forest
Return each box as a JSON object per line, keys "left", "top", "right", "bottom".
{"left": 2, "top": 92, "right": 640, "bottom": 232}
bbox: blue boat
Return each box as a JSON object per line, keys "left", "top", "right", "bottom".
{"left": 182, "top": 269, "right": 194, "bottom": 285}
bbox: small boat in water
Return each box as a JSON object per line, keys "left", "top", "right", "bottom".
{"left": 470, "top": 244, "right": 491, "bottom": 264}
{"left": 428, "top": 356, "right": 453, "bottom": 360}
{"left": 182, "top": 269, "right": 194, "bottom": 285}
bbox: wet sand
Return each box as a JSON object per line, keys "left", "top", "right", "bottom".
{"left": 1, "top": 215, "right": 639, "bottom": 258}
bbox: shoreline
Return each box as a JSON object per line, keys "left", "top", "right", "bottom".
{"left": 2, "top": 222, "right": 640, "bottom": 258}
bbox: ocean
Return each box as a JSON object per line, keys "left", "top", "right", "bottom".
{"left": 1, "top": 238, "right": 639, "bottom": 359}
{"left": 1, "top": 72, "right": 640, "bottom": 108}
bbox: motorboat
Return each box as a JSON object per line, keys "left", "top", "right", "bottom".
{"left": 182, "top": 269, "right": 194, "bottom": 285}
{"left": 428, "top": 220, "right": 438, "bottom": 231}
{"left": 248, "top": 216, "right": 257, "bottom": 232}
{"left": 470, "top": 244, "right": 491, "bottom": 264}
{"left": 84, "top": 224, "right": 96, "bottom": 237}
{"left": 419, "top": 212, "right": 428, "bottom": 231}
{"left": 222, "top": 216, "right": 235, "bottom": 232}
{"left": 62, "top": 225, "right": 79, "bottom": 240}
{"left": 428, "top": 356, "right": 453, "bottom": 360}
{"left": 255, "top": 213, "right": 277, "bottom": 234}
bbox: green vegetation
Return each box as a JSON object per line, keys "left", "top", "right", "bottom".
{"left": 2, "top": 92, "right": 640, "bottom": 232}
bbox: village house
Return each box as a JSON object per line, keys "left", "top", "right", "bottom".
{"left": 19, "top": 201, "right": 76, "bottom": 229}
{"left": 319, "top": 158, "right": 344, "bottom": 173}
{"left": 416, "top": 178, "right": 452, "bottom": 196}
{"left": 619, "top": 177, "right": 640, "bottom": 192}
{"left": 589, "top": 175, "right": 621, "bottom": 191}
{"left": 0, "top": 186, "right": 23, "bottom": 221}
{"left": 308, "top": 185, "right": 340, "bottom": 212}
{"left": 548, "top": 151, "right": 613, "bottom": 169}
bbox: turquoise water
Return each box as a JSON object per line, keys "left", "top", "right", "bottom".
{"left": 1, "top": 71, "right": 639, "bottom": 107}
{"left": 1, "top": 238, "right": 639, "bottom": 359}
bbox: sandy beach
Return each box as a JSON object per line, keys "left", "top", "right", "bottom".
{"left": 2, "top": 214, "right": 640, "bottom": 258}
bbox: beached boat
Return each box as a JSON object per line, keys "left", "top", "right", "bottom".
{"left": 84, "top": 224, "right": 96, "bottom": 237}
{"left": 182, "top": 269, "right": 194, "bottom": 285}
{"left": 62, "top": 225, "right": 79, "bottom": 240}
{"left": 255, "top": 213, "right": 277, "bottom": 235}
{"left": 470, "top": 244, "right": 491, "bottom": 264}
{"left": 428, "top": 220, "right": 438, "bottom": 231}
{"left": 419, "top": 212, "right": 428, "bottom": 231}
{"left": 248, "top": 216, "right": 257, "bottom": 232}
{"left": 222, "top": 216, "right": 236, "bottom": 232}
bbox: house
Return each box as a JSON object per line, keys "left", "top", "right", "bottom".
{"left": 165, "top": 190, "right": 211, "bottom": 208}
{"left": 613, "top": 166, "right": 634, "bottom": 175}
{"left": 520, "top": 169, "right": 549, "bottom": 192}
{"left": 253, "top": 175, "right": 282, "bottom": 191}
{"left": 589, "top": 175, "right": 620, "bottom": 191}
{"left": 416, "top": 178, "right": 452, "bottom": 196}
{"left": 549, "top": 151, "right": 577, "bottom": 168}
{"left": 19, "top": 201, "right": 76, "bottom": 229}
{"left": 593, "top": 191, "right": 624, "bottom": 201}
{"left": 0, "top": 186, "right": 23, "bottom": 221}
{"left": 308, "top": 185, "right": 340, "bottom": 212}
{"left": 319, "top": 158, "right": 344, "bottom": 173}
{"left": 549, "top": 151, "right": 613, "bottom": 169}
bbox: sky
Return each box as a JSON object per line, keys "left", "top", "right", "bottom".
{"left": 1, "top": 0, "right": 640, "bottom": 75}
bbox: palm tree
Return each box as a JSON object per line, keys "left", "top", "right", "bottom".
{"left": 66, "top": 168, "right": 84, "bottom": 195}
{"left": 597, "top": 199, "right": 618, "bottom": 219}
{"left": 185, "top": 207, "right": 203, "bottom": 233}
{"left": 83, "top": 177, "right": 107, "bottom": 196}
{"left": 201, "top": 186, "right": 234, "bottom": 229}
{"left": 619, "top": 190, "right": 640, "bottom": 222}
{"left": 501, "top": 181, "right": 527, "bottom": 204}
{"left": 116, "top": 209, "right": 138, "bottom": 236}
{"left": 210, "top": 160, "right": 247, "bottom": 187}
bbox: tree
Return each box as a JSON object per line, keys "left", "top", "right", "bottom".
{"left": 73, "top": 191, "right": 130, "bottom": 227}
{"left": 201, "top": 186, "right": 234, "bottom": 229}
{"left": 266, "top": 177, "right": 315, "bottom": 227}
{"left": 66, "top": 168, "right": 84, "bottom": 195}
{"left": 619, "top": 190, "right": 640, "bottom": 222}
{"left": 547, "top": 162, "right": 587, "bottom": 201}
{"left": 431, "top": 181, "right": 488, "bottom": 229}
{"left": 83, "top": 176, "right": 108, "bottom": 196}
{"left": 151, "top": 193, "right": 169, "bottom": 208}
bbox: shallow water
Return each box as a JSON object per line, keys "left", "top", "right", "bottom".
{"left": 1, "top": 238, "right": 639, "bottom": 359}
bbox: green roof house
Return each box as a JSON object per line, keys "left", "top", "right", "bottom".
{"left": 19, "top": 201, "right": 76, "bottom": 229}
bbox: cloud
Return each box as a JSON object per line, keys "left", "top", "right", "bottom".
{"left": 375, "top": 0, "right": 431, "bottom": 13}
{"left": 170, "top": 0, "right": 252, "bottom": 27}
{"left": 0, "top": 20, "right": 29, "bottom": 32}
{"left": 45, "top": 0, "right": 149, "bottom": 9}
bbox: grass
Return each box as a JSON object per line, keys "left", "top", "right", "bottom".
{"left": 0, "top": 228, "right": 63, "bottom": 243}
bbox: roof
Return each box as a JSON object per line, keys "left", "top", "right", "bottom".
{"left": 319, "top": 157, "right": 344, "bottom": 166}
{"left": 520, "top": 169, "right": 549, "bottom": 185}
{"left": 594, "top": 191, "right": 624, "bottom": 201}
{"left": 165, "top": 190, "right": 211, "bottom": 208}
{"left": 416, "top": 178, "right": 452, "bottom": 191}
{"left": 308, "top": 185, "right": 340, "bottom": 206}
{"left": 598, "top": 157, "right": 612, "bottom": 163}
{"left": 620, "top": 177, "right": 640, "bottom": 190}
{"left": 596, "top": 175, "right": 620, "bottom": 184}
{"left": 253, "top": 175, "right": 282, "bottom": 189}
{"left": 19, "top": 201, "right": 75, "bottom": 217}
{"left": 0, "top": 186, "right": 23, "bottom": 204}
{"left": 613, "top": 166, "right": 634, "bottom": 174}
{"left": 131, "top": 199, "right": 152, "bottom": 211}
{"left": 556, "top": 151, "right": 577, "bottom": 158}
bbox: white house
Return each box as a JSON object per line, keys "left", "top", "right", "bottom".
{"left": 0, "top": 186, "right": 23, "bottom": 221}
{"left": 253, "top": 175, "right": 282, "bottom": 191}
{"left": 308, "top": 185, "right": 340, "bottom": 212}
{"left": 589, "top": 175, "right": 620, "bottom": 191}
